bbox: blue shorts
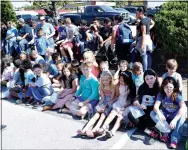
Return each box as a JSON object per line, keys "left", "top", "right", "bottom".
{"left": 77, "top": 96, "right": 99, "bottom": 108}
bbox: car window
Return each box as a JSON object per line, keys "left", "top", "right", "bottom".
{"left": 94, "top": 6, "right": 104, "bottom": 13}
{"left": 85, "top": 6, "right": 93, "bottom": 13}
{"left": 16, "top": 15, "right": 21, "bottom": 19}
{"left": 22, "top": 15, "right": 32, "bottom": 20}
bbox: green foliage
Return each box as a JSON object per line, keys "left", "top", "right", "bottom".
{"left": 155, "top": 1, "right": 188, "bottom": 56}
{"left": 1, "top": 0, "right": 16, "bottom": 23}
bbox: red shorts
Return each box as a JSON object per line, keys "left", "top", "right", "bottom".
{"left": 60, "top": 42, "right": 73, "bottom": 49}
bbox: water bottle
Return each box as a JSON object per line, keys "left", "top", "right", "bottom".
{"left": 155, "top": 120, "right": 171, "bottom": 133}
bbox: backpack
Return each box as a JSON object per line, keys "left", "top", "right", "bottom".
{"left": 116, "top": 23, "right": 134, "bottom": 44}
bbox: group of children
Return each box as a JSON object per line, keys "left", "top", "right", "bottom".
{"left": 1, "top": 49, "right": 186, "bottom": 148}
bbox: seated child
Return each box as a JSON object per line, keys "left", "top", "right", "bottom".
{"left": 62, "top": 62, "right": 99, "bottom": 119}
{"left": 77, "top": 71, "right": 116, "bottom": 137}
{"left": 52, "top": 63, "right": 78, "bottom": 110}
{"left": 162, "top": 59, "right": 182, "bottom": 92}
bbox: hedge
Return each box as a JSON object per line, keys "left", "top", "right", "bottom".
{"left": 154, "top": 1, "right": 188, "bottom": 57}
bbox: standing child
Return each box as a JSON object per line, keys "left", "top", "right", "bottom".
{"left": 77, "top": 71, "right": 116, "bottom": 138}
{"left": 52, "top": 63, "right": 78, "bottom": 110}
{"left": 132, "top": 62, "right": 144, "bottom": 94}
{"left": 124, "top": 69, "right": 160, "bottom": 133}
{"left": 162, "top": 59, "right": 183, "bottom": 92}
{"left": 98, "top": 72, "right": 136, "bottom": 139}
{"left": 150, "top": 76, "right": 186, "bottom": 148}
{"left": 27, "top": 64, "right": 54, "bottom": 108}
{"left": 62, "top": 62, "right": 99, "bottom": 119}
{"left": 83, "top": 50, "right": 100, "bottom": 78}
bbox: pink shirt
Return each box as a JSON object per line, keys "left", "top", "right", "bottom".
{"left": 2, "top": 66, "right": 14, "bottom": 81}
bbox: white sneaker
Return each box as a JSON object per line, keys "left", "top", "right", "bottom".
{"left": 16, "top": 100, "right": 22, "bottom": 104}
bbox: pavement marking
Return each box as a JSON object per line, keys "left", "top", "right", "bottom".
{"left": 110, "top": 127, "right": 137, "bottom": 149}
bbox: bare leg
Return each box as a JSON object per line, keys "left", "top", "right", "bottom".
{"left": 66, "top": 47, "right": 74, "bottom": 61}
{"left": 76, "top": 105, "right": 88, "bottom": 117}
{"left": 110, "top": 117, "right": 123, "bottom": 135}
{"left": 102, "top": 110, "right": 117, "bottom": 128}
{"left": 92, "top": 113, "right": 106, "bottom": 132}
{"left": 60, "top": 47, "right": 67, "bottom": 57}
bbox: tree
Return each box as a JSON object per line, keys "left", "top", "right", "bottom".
{"left": 1, "top": 0, "right": 16, "bottom": 23}
{"left": 155, "top": 1, "right": 188, "bottom": 56}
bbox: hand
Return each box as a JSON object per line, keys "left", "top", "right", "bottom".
{"left": 170, "top": 119, "right": 177, "bottom": 129}
{"left": 17, "top": 36, "right": 22, "bottom": 41}
{"left": 158, "top": 112, "right": 166, "bottom": 121}
{"left": 140, "top": 104, "right": 147, "bottom": 110}
{"left": 78, "top": 102, "right": 84, "bottom": 107}
{"left": 100, "top": 42, "right": 104, "bottom": 48}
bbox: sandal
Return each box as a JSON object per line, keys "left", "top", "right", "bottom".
{"left": 77, "top": 129, "right": 86, "bottom": 136}
{"left": 86, "top": 130, "right": 95, "bottom": 138}
{"left": 105, "top": 130, "right": 113, "bottom": 139}
{"left": 96, "top": 125, "right": 109, "bottom": 135}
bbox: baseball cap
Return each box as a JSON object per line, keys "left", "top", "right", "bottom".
{"left": 40, "top": 16, "right": 45, "bottom": 21}
{"left": 18, "top": 18, "right": 25, "bottom": 24}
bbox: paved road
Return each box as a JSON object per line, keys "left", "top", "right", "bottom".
{"left": 1, "top": 79, "right": 187, "bottom": 149}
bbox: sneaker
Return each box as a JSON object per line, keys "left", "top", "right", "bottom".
{"left": 32, "top": 101, "right": 40, "bottom": 109}
{"left": 16, "top": 99, "right": 23, "bottom": 104}
{"left": 25, "top": 98, "right": 33, "bottom": 106}
{"left": 144, "top": 136, "right": 156, "bottom": 145}
{"left": 170, "top": 142, "right": 177, "bottom": 149}
{"left": 125, "top": 122, "right": 135, "bottom": 130}
{"left": 160, "top": 133, "right": 169, "bottom": 143}
{"left": 144, "top": 128, "right": 159, "bottom": 139}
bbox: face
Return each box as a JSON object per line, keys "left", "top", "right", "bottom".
{"left": 58, "top": 22, "right": 62, "bottom": 26}
{"left": 32, "top": 22, "right": 37, "bottom": 28}
{"left": 81, "top": 67, "right": 91, "bottom": 76}
{"left": 34, "top": 68, "right": 42, "bottom": 76}
{"left": 7, "top": 22, "right": 11, "bottom": 28}
{"left": 57, "top": 64, "right": 63, "bottom": 72}
{"left": 164, "top": 83, "right": 174, "bottom": 96}
{"left": 100, "top": 64, "right": 109, "bottom": 72}
{"left": 136, "top": 11, "right": 142, "bottom": 19}
{"left": 119, "top": 76, "right": 125, "bottom": 85}
{"left": 38, "top": 30, "right": 43, "bottom": 37}
{"left": 84, "top": 56, "right": 92, "bottom": 62}
{"left": 20, "top": 53, "right": 26, "bottom": 61}
{"left": 31, "top": 53, "right": 37, "bottom": 59}
{"left": 40, "top": 19, "right": 45, "bottom": 25}
{"left": 145, "top": 75, "right": 156, "bottom": 88}
{"left": 120, "top": 63, "right": 128, "bottom": 71}
{"left": 135, "top": 68, "right": 143, "bottom": 76}
{"left": 167, "top": 68, "right": 176, "bottom": 75}
{"left": 63, "top": 68, "right": 71, "bottom": 77}
{"left": 93, "top": 20, "right": 99, "bottom": 26}
{"left": 102, "top": 76, "right": 111, "bottom": 86}
{"left": 105, "top": 22, "right": 111, "bottom": 28}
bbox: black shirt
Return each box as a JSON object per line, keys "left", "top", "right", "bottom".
{"left": 100, "top": 26, "right": 112, "bottom": 41}
{"left": 1, "top": 27, "right": 7, "bottom": 39}
{"left": 62, "top": 74, "right": 78, "bottom": 89}
{"left": 137, "top": 17, "right": 151, "bottom": 37}
{"left": 19, "top": 24, "right": 33, "bottom": 41}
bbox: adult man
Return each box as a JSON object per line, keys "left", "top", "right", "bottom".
{"left": 17, "top": 18, "right": 33, "bottom": 53}
{"left": 36, "top": 16, "right": 55, "bottom": 48}
{"left": 135, "top": 7, "right": 155, "bottom": 71}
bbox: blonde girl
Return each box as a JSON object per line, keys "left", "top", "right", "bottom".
{"left": 77, "top": 71, "right": 116, "bottom": 138}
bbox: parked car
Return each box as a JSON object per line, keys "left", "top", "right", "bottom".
{"left": 61, "top": 5, "right": 125, "bottom": 25}
{"left": 124, "top": 6, "right": 138, "bottom": 16}
{"left": 16, "top": 14, "right": 39, "bottom": 26}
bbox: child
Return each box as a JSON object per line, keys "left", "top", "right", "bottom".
{"left": 77, "top": 71, "right": 116, "bottom": 138}
{"left": 98, "top": 61, "right": 111, "bottom": 78}
{"left": 132, "top": 62, "right": 144, "bottom": 94}
{"left": 98, "top": 72, "right": 136, "bottom": 138}
{"left": 83, "top": 50, "right": 100, "bottom": 78}
{"left": 1, "top": 56, "right": 14, "bottom": 98}
{"left": 62, "top": 62, "right": 99, "bottom": 119}
{"left": 30, "top": 50, "right": 46, "bottom": 66}
{"left": 150, "top": 76, "right": 186, "bottom": 148}
{"left": 27, "top": 64, "right": 54, "bottom": 108}
{"left": 9, "top": 60, "right": 35, "bottom": 104}
{"left": 124, "top": 69, "right": 160, "bottom": 132}
{"left": 35, "top": 28, "right": 53, "bottom": 59}
{"left": 114, "top": 60, "right": 132, "bottom": 80}
{"left": 162, "top": 59, "right": 182, "bottom": 92}
{"left": 52, "top": 63, "right": 78, "bottom": 110}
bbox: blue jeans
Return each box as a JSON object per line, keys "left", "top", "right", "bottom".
{"left": 18, "top": 39, "right": 29, "bottom": 52}
{"left": 150, "top": 110, "right": 185, "bottom": 144}
{"left": 48, "top": 38, "right": 55, "bottom": 48}
{"left": 141, "top": 51, "right": 152, "bottom": 71}
{"left": 5, "top": 40, "right": 17, "bottom": 56}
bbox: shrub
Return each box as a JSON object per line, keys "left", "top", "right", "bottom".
{"left": 155, "top": 2, "right": 188, "bottom": 57}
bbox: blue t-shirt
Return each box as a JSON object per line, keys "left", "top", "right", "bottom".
{"left": 19, "top": 24, "right": 33, "bottom": 41}
{"left": 58, "top": 26, "right": 68, "bottom": 40}
{"left": 6, "top": 27, "right": 18, "bottom": 41}
{"left": 156, "top": 93, "right": 183, "bottom": 121}
{"left": 35, "top": 36, "right": 50, "bottom": 55}
{"left": 36, "top": 23, "right": 55, "bottom": 39}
